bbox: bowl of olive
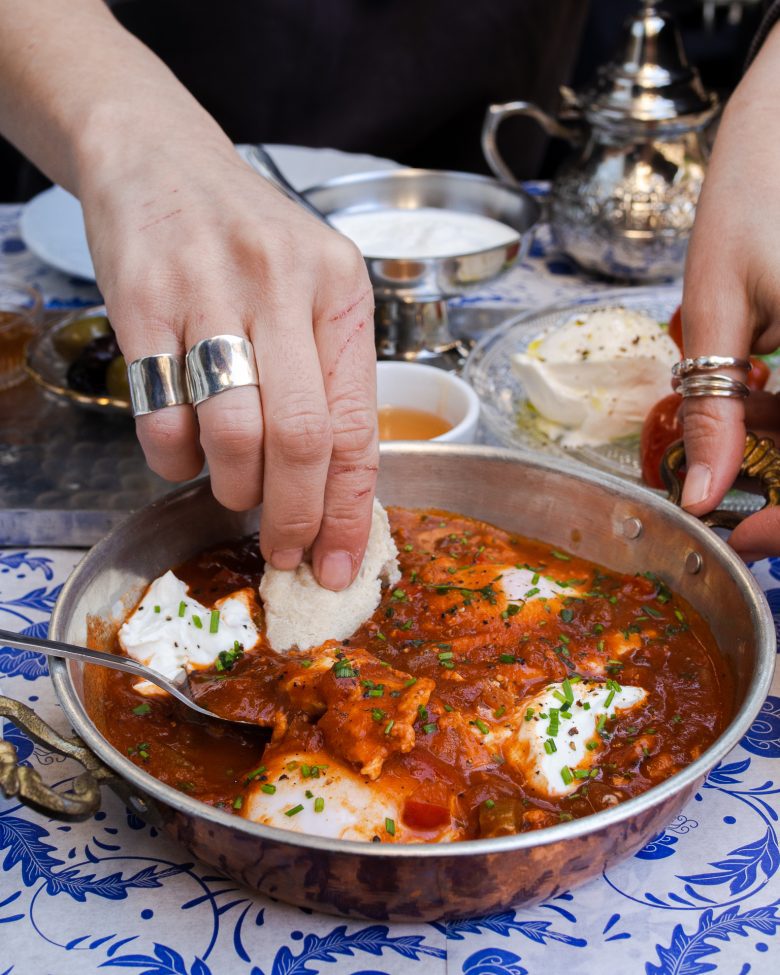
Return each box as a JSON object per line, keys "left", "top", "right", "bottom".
{"left": 25, "top": 305, "right": 131, "bottom": 414}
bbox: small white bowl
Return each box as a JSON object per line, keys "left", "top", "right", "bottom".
{"left": 376, "top": 361, "right": 480, "bottom": 443}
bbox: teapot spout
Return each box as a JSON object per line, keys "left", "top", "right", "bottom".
{"left": 482, "top": 100, "right": 582, "bottom": 185}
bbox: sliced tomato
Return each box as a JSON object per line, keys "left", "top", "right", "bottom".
{"left": 748, "top": 357, "right": 771, "bottom": 391}
{"left": 402, "top": 798, "right": 451, "bottom": 830}
{"left": 640, "top": 393, "right": 683, "bottom": 489}
{"left": 667, "top": 305, "right": 683, "bottom": 354}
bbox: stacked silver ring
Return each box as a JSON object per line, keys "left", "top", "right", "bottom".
{"left": 127, "top": 334, "right": 259, "bottom": 418}
{"left": 671, "top": 354, "right": 751, "bottom": 400}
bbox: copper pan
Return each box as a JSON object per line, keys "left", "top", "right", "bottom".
{"left": 1, "top": 443, "right": 776, "bottom": 920}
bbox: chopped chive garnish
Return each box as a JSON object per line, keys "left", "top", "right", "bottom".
{"left": 674, "top": 609, "right": 686, "bottom": 623}
{"left": 404, "top": 677, "right": 418, "bottom": 688}
{"left": 499, "top": 653, "right": 516, "bottom": 664}
{"left": 525, "top": 587, "right": 540, "bottom": 598}
{"left": 245, "top": 766, "right": 267, "bottom": 782}
{"left": 438, "top": 650, "right": 454, "bottom": 660}
{"left": 604, "top": 689, "right": 616, "bottom": 708}
{"left": 561, "top": 766, "right": 574, "bottom": 784}
{"left": 524, "top": 707, "right": 535, "bottom": 722}
{"left": 544, "top": 738, "right": 557, "bottom": 754}
{"left": 531, "top": 572, "right": 540, "bottom": 585}
{"left": 586, "top": 741, "right": 598, "bottom": 751}
{"left": 444, "top": 704, "right": 454, "bottom": 712}
{"left": 300, "top": 659, "right": 313, "bottom": 668}
{"left": 232, "top": 796, "right": 243, "bottom": 810}
{"left": 367, "top": 688, "right": 384, "bottom": 698}
{"left": 177, "top": 601, "right": 186, "bottom": 617}
{"left": 209, "top": 609, "right": 220, "bottom": 633}
{"left": 261, "top": 783, "right": 277, "bottom": 795}
{"left": 216, "top": 641, "right": 244, "bottom": 672}
{"left": 285, "top": 804, "right": 304, "bottom": 817}
{"left": 192, "top": 614, "right": 202, "bottom": 629}
{"left": 384, "top": 719, "right": 394, "bottom": 736}
{"left": 472, "top": 718, "right": 490, "bottom": 735}
{"left": 572, "top": 768, "right": 591, "bottom": 779}
{"left": 333, "top": 660, "right": 357, "bottom": 679}
{"left": 132, "top": 702, "right": 151, "bottom": 716}
{"left": 559, "top": 608, "right": 574, "bottom": 623}
{"left": 551, "top": 550, "right": 571, "bottom": 561}
{"left": 385, "top": 817, "right": 396, "bottom": 836}
{"left": 547, "top": 708, "right": 560, "bottom": 737}
{"left": 494, "top": 705, "right": 507, "bottom": 719}
{"left": 645, "top": 605, "right": 663, "bottom": 618}
{"left": 422, "top": 723, "right": 437, "bottom": 734}
{"left": 153, "top": 605, "right": 161, "bottom": 614}
{"left": 672, "top": 713, "right": 682, "bottom": 723}
{"left": 597, "top": 714, "right": 607, "bottom": 733}
{"left": 484, "top": 798, "right": 495, "bottom": 809}
{"left": 371, "top": 708, "right": 385, "bottom": 722}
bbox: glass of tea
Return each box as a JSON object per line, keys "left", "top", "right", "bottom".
{"left": 0, "top": 280, "right": 43, "bottom": 391}
{"left": 376, "top": 361, "right": 480, "bottom": 443}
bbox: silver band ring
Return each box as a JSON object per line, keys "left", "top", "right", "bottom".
{"left": 672, "top": 355, "right": 751, "bottom": 378}
{"left": 673, "top": 373, "right": 750, "bottom": 399}
{"left": 185, "top": 334, "right": 259, "bottom": 407}
{"left": 128, "top": 353, "right": 191, "bottom": 417}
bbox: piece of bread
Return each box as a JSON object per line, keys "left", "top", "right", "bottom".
{"left": 259, "top": 499, "right": 401, "bottom": 651}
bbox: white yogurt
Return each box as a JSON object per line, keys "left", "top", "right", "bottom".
{"left": 330, "top": 207, "right": 519, "bottom": 259}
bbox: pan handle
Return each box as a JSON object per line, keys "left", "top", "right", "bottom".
{"left": 661, "top": 431, "right": 780, "bottom": 529}
{"left": 0, "top": 694, "right": 114, "bottom": 821}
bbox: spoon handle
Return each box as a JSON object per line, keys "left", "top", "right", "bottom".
{"left": 0, "top": 627, "right": 166, "bottom": 687}
{"left": 244, "top": 144, "right": 334, "bottom": 226}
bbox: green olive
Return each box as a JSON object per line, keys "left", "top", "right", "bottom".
{"left": 105, "top": 355, "right": 130, "bottom": 401}
{"left": 53, "top": 314, "right": 113, "bottom": 362}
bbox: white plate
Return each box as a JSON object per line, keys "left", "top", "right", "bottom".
{"left": 19, "top": 144, "right": 401, "bottom": 281}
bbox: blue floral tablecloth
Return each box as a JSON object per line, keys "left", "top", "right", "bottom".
{"left": 2, "top": 195, "right": 779, "bottom": 974}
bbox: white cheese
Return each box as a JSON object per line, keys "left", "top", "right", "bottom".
{"left": 241, "top": 751, "right": 405, "bottom": 841}
{"left": 118, "top": 570, "right": 259, "bottom": 686}
{"left": 511, "top": 307, "right": 679, "bottom": 446}
{"left": 259, "top": 499, "right": 401, "bottom": 652}
{"left": 504, "top": 680, "right": 647, "bottom": 797}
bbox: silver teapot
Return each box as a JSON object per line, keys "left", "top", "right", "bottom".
{"left": 482, "top": 1, "right": 719, "bottom": 281}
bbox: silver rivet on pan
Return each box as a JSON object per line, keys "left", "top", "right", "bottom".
{"left": 685, "top": 551, "right": 703, "bottom": 574}
{"left": 623, "top": 517, "right": 643, "bottom": 539}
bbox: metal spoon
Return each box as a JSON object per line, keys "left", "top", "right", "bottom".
{"left": 244, "top": 144, "right": 334, "bottom": 226}
{"left": 0, "top": 628, "right": 254, "bottom": 725}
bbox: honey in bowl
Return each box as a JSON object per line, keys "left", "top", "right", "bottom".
{"left": 378, "top": 405, "right": 452, "bottom": 441}
{"left": 0, "top": 310, "right": 36, "bottom": 391}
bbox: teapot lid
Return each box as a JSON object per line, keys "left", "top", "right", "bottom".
{"left": 584, "top": 1, "right": 718, "bottom": 126}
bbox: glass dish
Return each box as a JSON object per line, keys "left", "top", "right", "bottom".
{"left": 0, "top": 280, "right": 43, "bottom": 391}
{"left": 25, "top": 304, "right": 131, "bottom": 414}
{"left": 463, "top": 286, "right": 764, "bottom": 514}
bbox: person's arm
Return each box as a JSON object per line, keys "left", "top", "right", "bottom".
{"left": 680, "top": 20, "right": 780, "bottom": 560}
{"left": 0, "top": 0, "right": 378, "bottom": 590}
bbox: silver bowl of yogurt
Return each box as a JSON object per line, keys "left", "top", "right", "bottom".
{"left": 305, "top": 168, "right": 539, "bottom": 299}
{"left": 305, "top": 169, "right": 539, "bottom": 362}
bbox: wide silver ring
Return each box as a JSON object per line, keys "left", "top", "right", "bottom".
{"left": 672, "top": 355, "right": 751, "bottom": 378}
{"left": 128, "top": 353, "right": 191, "bottom": 417}
{"left": 185, "top": 334, "right": 259, "bottom": 407}
{"left": 673, "top": 373, "right": 750, "bottom": 399}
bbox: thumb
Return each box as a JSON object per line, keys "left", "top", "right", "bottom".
{"left": 680, "top": 397, "right": 746, "bottom": 515}
{"left": 678, "top": 284, "right": 752, "bottom": 515}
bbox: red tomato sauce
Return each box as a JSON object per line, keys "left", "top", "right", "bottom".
{"left": 84, "top": 507, "right": 733, "bottom": 841}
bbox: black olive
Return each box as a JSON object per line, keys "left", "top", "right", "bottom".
{"left": 66, "top": 333, "right": 121, "bottom": 394}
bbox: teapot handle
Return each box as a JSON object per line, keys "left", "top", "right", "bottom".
{"left": 482, "top": 101, "right": 582, "bottom": 185}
